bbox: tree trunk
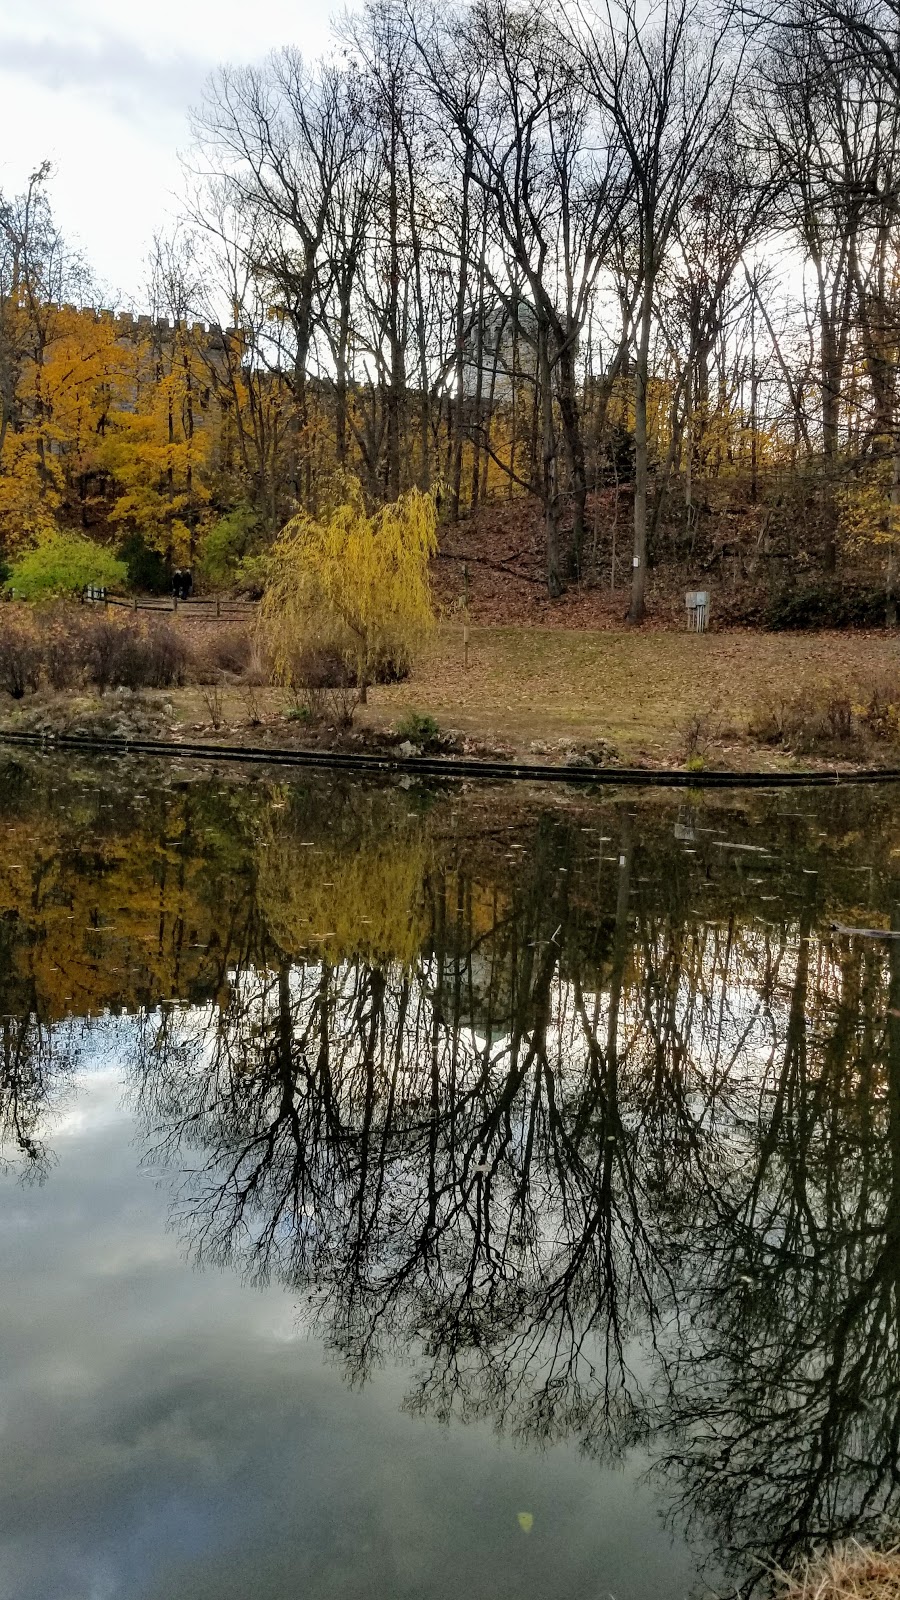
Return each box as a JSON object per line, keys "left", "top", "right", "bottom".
{"left": 450, "top": 148, "right": 472, "bottom": 523}
{"left": 540, "top": 328, "right": 563, "bottom": 599}
{"left": 385, "top": 110, "right": 404, "bottom": 501}
{"left": 629, "top": 271, "right": 654, "bottom": 624}
{"left": 557, "top": 338, "right": 586, "bottom": 581}
{"left": 820, "top": 320, "right": 841, "bottom": 574}
{"left": 888, "top": 428, "right": 900, "bottom": 628}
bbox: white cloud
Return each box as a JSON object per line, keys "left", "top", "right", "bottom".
{"left": 0, "top": 0, "right": 345, "bottom": 299}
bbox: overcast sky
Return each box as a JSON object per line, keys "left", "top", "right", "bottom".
{"left": 0, "top": 0, "right": 344, "bottom": 304}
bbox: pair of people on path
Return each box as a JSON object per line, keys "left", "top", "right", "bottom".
{"left": 172, "top": 569, "right": 193, "bottom": 601}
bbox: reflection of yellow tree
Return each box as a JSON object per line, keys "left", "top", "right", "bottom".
{"left": 0, "top": 806, "right": 249, "bottom": 1019}
{"left": 0, "top": 775, "right": 441, "bottom": 1017}
{"left": 255, "top": 814, "right": 429, "bottom": 969}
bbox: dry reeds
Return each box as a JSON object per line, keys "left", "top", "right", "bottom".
{"left": 776, "top": 1541, "right": 900, "bottom": 1600}
{"left": 0, "top": 604, "right": 263, "bottom": 699}
{"left": 748, "top": 672, "right": 900, "bottom": 757}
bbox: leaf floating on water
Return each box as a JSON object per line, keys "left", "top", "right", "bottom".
{"left": 517, "top": 1512, "right": 534, "bottom": 1534}
{"left": 712, "top": 841, "right": 771, "bottom": 853}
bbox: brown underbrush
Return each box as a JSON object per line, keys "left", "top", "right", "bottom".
{"left": 776, "top": 1541, "right": 900, "bottom": 1599}
{"left": 749, "top": 674, "right": 900, "bottom": 761}
{"left": 0, "top": 604, "right": 260, "bottom": 699}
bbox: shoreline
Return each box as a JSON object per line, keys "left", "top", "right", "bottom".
{"left": 3, "top": 726, "right": 899, "bottom": 788}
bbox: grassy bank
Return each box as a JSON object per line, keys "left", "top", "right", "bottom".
{"left": 3, "top": 612, "right": 900, "bottom": 769}
{"left": 361, "top": 624, "right": 900, "bottom": 765}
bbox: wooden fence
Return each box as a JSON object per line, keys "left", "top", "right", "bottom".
{"left": 82, "top": 589, "right": 257, "bottom": 617}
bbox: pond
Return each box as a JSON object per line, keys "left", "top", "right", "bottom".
{"left": 1, "top": 754, "right": 899, "bottom": 1599}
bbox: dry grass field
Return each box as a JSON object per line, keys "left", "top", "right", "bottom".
{"left": 4, "top": 610, "right": 899, "bottom": 767}
{"left": 355, "top": 624, "right": 900, "bottom": 762}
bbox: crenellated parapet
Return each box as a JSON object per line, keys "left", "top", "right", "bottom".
{"left": 58, "top": 305, "right": 241, "bottom": 351}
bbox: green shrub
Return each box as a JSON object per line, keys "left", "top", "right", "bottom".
{"left": 233, "top": 553, "right": 268, "bottom": 598}
{"left": 6, "top": 536, "right": 127, "bottom": 601}
{"left": 765, "top": 580, "right": 887, "bottom": 631}
{"left": 117, "top": 533, "right": 169, "bottom": 594}
{"left": 197, "top": 507, "right": 260, "bottom": 590}
{"left": 397, "top": 712, "right": 440, "bottom": 744}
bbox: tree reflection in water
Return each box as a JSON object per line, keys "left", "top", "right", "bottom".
{"left": 3, "top": 760, "right": 900, "bottom": 1589}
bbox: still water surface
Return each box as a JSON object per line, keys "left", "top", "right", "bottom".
{"left": 2, "top": 755, "right": 900, "bottom": 1598}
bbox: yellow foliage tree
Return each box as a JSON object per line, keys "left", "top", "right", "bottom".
{"left": 0, "top": 429, "right": 58, "bottom": 549}
{"left": 0, "top": 306, "right": 124, "bottom": 552}
{"left": 260, "top": 477, "right": 438, "bottom": 698}
{"left": 100, "top": 327, "right": 212, "bottom": 563}
{"left": 838, "top": 461, "right": 900, "bottom": 618}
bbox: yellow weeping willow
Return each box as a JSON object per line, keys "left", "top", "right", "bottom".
{"left": 260, "top": 477, "right": 438, "bottom": 696}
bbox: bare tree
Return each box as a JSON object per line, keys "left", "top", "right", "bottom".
{"left": 568, "top": 0, "right": 747, "bottom": 619}
{"left": 192, "top": 53, "right": 365, "bottom": 506}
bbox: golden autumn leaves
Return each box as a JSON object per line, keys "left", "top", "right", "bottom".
{"left": 260, "top": 476, "right": 439, "bottom": 697}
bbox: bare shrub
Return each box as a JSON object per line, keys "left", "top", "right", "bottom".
{"left": 284, "top": 680, "right": 326, "bottom": 723}
{"left": 194, "top": 624, "right": 254, "bottom": 679}
{"left": 747, "top": 687, "right": 800, "bottom": 745}
{"left": 325, "top": 681, "right": 362, "bottom": 728}
{"left": 853, "top": 674, "right": 900, "bottom": 743}
{"left": 242, "top": 640, "right": 272, "bottom": 687}
{"left": 240, "top": 683, "right": 264, "bottom": 727}
{"left": 0, "top": 615, "right": 41, "bottom": 698}
{"left": 141, "top": 621, "right": 189, "bottom": 688}
{"left": 748, "top": 676, "right": 900, "bottom": 758}
{"left": 293, "top": 641, "right": 355, "bottom": 690}
{"left": 35, "top": 605, "right": 91, "bottom": 689}
{"left": 200, "top": 675, "right": 225, "bottom": 729}
{"left": 791, "top": 687, "right": 856, "bottom": 754}
{"left": 676, "top": 705, "right": 723, "bottom": 768}
{"left": 775, "top": 1539, "right": 900, "bottom": 1599}
{"left": 283, "top": 642, "right": 360, "bottom": 727}
{"left": 82, "top": 616, "right": 138, "bottom": 693}
{"left": 80, "top": 615, "right": 188, "bottom": 692}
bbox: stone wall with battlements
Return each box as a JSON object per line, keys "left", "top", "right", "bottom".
{"left": 57, "top": 306, "right": 240, "bottom": 351}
